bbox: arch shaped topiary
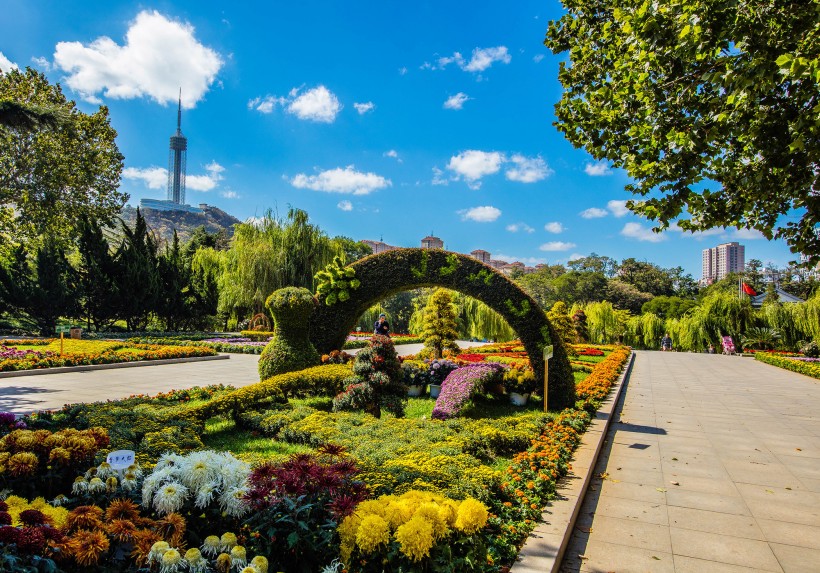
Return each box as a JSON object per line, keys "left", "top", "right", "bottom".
{"left": 309, "top": 249, "right": 576, "bottom": 409}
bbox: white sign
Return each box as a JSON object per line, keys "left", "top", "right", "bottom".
{"left": 106, "top": 450, "right": 136, "bottom": 470}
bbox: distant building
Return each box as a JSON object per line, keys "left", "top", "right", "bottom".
{"left": 470, "top": 249, "right": 491, "bottom": 264}
{"left": 702, "top": 242, "right": 745, "bottom": 283}
{"left": 421, "top": 236, "right": 444, "bottom": 250}
{"left": 361, "top": 240, "right": 399, "bottom": 254}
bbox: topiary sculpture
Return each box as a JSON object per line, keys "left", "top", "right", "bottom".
{"left": 332, "top": 334, "right": 406, "bottom": 418}
{"left": 315, "top": 255, "right": 361, "bottom": 305}
{"left": 258, "top": 287, "right": 321, "bottom": 381}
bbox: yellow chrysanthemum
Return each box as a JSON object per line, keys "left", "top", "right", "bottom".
{"left": 160, "top": 548, "right": 183, "bottom": 573}
{"left": 454, "top": 498, "right": 488, "bottom": 534}
{"left": 250, "top": 555, "right": 269, "bottom": 573}
{"left": 215, "top": 553, "right": 232, "bottom": 573}
{"left": 7, "top": 452, "right": 38, "bottom": 476}
{"left": 383, "top": 499, "right": 414, "bottom": 529}
{"left": 219, "top": 532, "right": 237, "bottom": 552}
{"left": 355, "top": 514, "right": 390, "bottom": 553}
{"left": 395, "top": 515, "right": 434, "bottom": 562}
{"left": 230, "top": 545, "right": 247, "bottom": 567}
{"left": 413, "top": 503, "right": 448, "bottom": 539}
{"left": 201, "top": 535, "right": 221, "bottom": 557}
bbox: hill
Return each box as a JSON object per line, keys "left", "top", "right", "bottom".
{"left": 120, "top": 204, "right": 241, "bottom": 246}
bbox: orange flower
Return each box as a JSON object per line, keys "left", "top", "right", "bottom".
{"left": 67, "top": 529, "right": 109, "bottom": 566}
{"left": 105, "top": 499, "right": 140, "bottom": 522}
{"left": 66, "top": 505, "right": 104, "bottom": 532}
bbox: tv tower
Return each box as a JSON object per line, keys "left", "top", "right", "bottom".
{"left": 167, "top": 89, "right": 187, "bottom": 204}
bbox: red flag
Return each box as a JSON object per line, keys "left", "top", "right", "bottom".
{"left": 742, "top": 282, "right": 757, "bottom": 296}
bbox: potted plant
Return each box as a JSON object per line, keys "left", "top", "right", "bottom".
{"left": 503, "top": 366, "right": 537, "bottom": 406}
{"left": 402, "top": 361, "right": 429, "bottom": 396}
{"left": 427, "top": 358, "right": 459, "bottom": 398}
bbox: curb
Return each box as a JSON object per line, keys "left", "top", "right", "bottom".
{"left": 0, "top": 354, "right": 230, "bottom": 378}
{"left": 512, "top": 351, "right": 636, "bottom": 573}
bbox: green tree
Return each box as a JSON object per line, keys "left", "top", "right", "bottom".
{"left": 157, "top": 231, "right": 192, "bottom": 331}
{"left": 546, "top": 2, "right": 820, "bottom": 257}
{"left": 552, "top": 270, "right": 607, "bottom": 304}
{"left": 76, "top": 215, "right": 119, "bottom": 331}
{"left": 606, "top": 279, "right": 653, "bottom": 314}
{"left": 641, "top": 295, "right": 698, "bottom": 319}
{"left": 421, "top": 288, "right": 461, "bottom": 358}
{"left": 0, "top": 68, "right": 125, "bottom": 246}
{"left": 546, "top": 301, "right": 575, "bottom": 347}
{"left": 745, "top": 259, "right": 765, "bottom": 293}
{"left": 567, "top": 253, "right": 618, "bottom": 277}
{"left": 516, "top": 265, "right": 563, "bottom": 310}
{"left": 617, "top": 258, "right": 675, "bottom": 297}
{"left": 115, "top": 209, "right": 159, "bottom": 331}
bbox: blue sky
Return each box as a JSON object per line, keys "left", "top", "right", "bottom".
{"left": 0, "top": 0, "right": 796, "bottom": 278}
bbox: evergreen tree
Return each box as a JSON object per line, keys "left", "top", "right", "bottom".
{"left": 76, "top": 215, "right": 119, "bottom": 331}
{"left": 546, "top": 301, "right": 575, "bottom": 348}
{"left": 157, "top": 231, "right": 192, "bottom": 330}
{"left": 115, "top": 208, "right": 159, "bottom": 330}
{"left": 572, "top": 309, "right": 589, "bottom": 343}
{"left": 764, "top": 282, "right": 780, "bottom": 306}
{"left": 421, "top": 288, "right": 461, "bottom": 358}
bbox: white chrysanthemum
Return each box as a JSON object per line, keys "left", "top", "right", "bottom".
{"left": 95, "top": 461, "right": 113, "bottom": 480}
{"left": 121, "top": 472, "right": 137, "bottom": 492}
{"left": 220, "top": 485, "right": 250, "bottom": 518}
{"left": 147, "top": 541, "right": 170, "bottom": 564}
{"left": 159, "top": 548, "right": 183, "bottom": 573}
{"left": 219, "top": 532, "right": 238, "bottom": 552}
{"left": 152, "top": 481, "right": 189, "bottom": 515}
{"left": 184, "top": 548, "right": 209, "bottom": 573}
{"left": 88, "top": 477, "right": 106, "bottom": 493}
{"left": 201, "top": 535, "right": 221, "bottom": 557}
{"left": 217, "top": 456, "right": 250, "bottom": 489}
{"left": 320, "top": 560, "right": 342, "bottom": 573}
{"left": 72, "top": 477, "right": 88, "bottom": 495}
{"left": 154, "top": 452, "right": 183, "bottom": 472}
{"left": 194, "top": 483, "right": 217, "bottom": 509}
{"left": 50, "top": 494, "right": 68, "bottom": 507}
{"left": 181, "top": 452, "right": 217, "bottom": 490}
{"left": 251, "top": 556, "right": 270, "bottom": 573}
{"left": 126, "top": 463, "right": 143, "bottom": 478}
{"left": 230, "top": 545, "right": 247, "bottom": 569}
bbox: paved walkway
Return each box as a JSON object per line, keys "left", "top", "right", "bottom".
{"left": 560, "top": 351, "right": 820, "bottom": 573}
{"left": 0, "top": 341, "right": 489, "bottom": 415}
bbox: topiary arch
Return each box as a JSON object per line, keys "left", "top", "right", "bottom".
{"left": 309, "top": 248, "right": 576, "bottom": 410}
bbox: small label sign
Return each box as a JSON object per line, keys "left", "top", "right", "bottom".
{"left": 56, "top": 325, "right": 71, "bottom": 334}
{"left": 543, "top": 345, "right": 554, "bottom": 360}
{"left": 106, "top": 450, "right": 135, "bottom": 470}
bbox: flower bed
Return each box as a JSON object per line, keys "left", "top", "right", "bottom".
{"left": 128, "top": 337, "right": 266, "bottom": 354}
{"left": 755, "top": 352, "right": 820, "bottom": 379}
{"left": 0, "top": 342, "right": 217, "bottom": 372}
{"left": 431, "top": 363, "right": 506, "bottom": 420}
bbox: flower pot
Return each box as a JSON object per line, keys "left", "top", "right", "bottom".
{"left": 407, "top": 384, "right": 425, "bottom": 397}
{"left": 429, "top": 384, "right": 442, "bottom": 398}
{"left": 509, "top": 392, "right": 529, "bottom": 406}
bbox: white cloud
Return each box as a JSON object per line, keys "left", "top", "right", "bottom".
{"left": 427, "top": 46, "right": 511, "bottom": 74}
{"left": 220, "top": 190, "right": 239, "bottom": 199}
{"left": 288, "top": 86, "right": 341, "bottom": 122}
{"left": 492, "top": 253, "right": 549, "bottom": 265}
{"left": 432, "top": 167, "right": 450, "bottom": 186}
{"left": 540, "top": 241, "right": 576, "bottom": 252}
{"left": 249, "top": 85, "right": 342, "bottom": 122}
{"left": 53, "top": 10, "right": 222, "bottom": 108}
{"left": 506, "top": 223, "right": 535, "bottom": 233}
{"left": 459, "top": 206, "right": 501, "bottom": 222}
{"left": 607, "top": 199, "right": 629, "bottom": 217}
{"left": 733, "top": 228, "right": 765, "bottom": 240}
{"left": 533, "top": 54, "right": 545, "bottom": 63}
{"left": 669, "top": 222, "right": 725, "bottom": 239}
{"left": 291, "top": 166, "right": 391, "bottom": 195}
{"left": 447, "top": 150, "right": 505, "bottom": 188}
{"left": 399, "top": 66, "right": 408, "bottom": 75}
{"left": 443, "top": 92, "right": 471, "bottom": 110}
{"left": 584, "top": 161, "right": 612, "bottom": 176}
{"left": 463, "top": 46, "right": 511, "bottom": 72}
{"left": 580, "top": 207, "right": 608, "bottom": 219}
{"left": 0, "top": 52, "right": 18, "bottom": 73}
{"left": 506, "top": 154, "right": 553, "bottom": 183}
{"left": 354, "top": 101, "right": 375, "bottom": 114}
{"left": 383, "top": 150, "right": 401, "bottom": 163}
{"left": 544, "top": 222, "right": 564, "bottom": 234}
{"left": 31, "top": 56, "right": 51, "bottom": 70}
{"left": 337, "top": 200, "right": 353, "bottom": 211}
{"left": 621, "top": 222, "right": 665, "bottom": 242}
{"left": 568, "top": 253, "right": 584, "bottom": 261}
{"left": 123, "top": 166, "right": 167, "bottom": 189}
{"left": 123, "top": 161, "right": 224, "bottom": 192}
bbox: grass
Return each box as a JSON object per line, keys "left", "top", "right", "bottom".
{"left": 202, "top": 417, "right": 313, "bottom": 464}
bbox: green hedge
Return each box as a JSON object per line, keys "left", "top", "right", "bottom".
{"left": 309, "top": 248, "right": 575, "bottom": 409}
{"left": 258, "top": 287, "right": 322, "bottom": 380}
{"left": 755, "top": 352, "right": 820, "bottom": 379}
{"left": 190, "top": 364, "right": 352, "bottom": 420}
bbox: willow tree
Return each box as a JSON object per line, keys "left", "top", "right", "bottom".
{"left": 584, "top": 301, "right": 630, "bottom": 344}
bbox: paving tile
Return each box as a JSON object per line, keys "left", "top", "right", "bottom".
{"left": 667, "top": 505, "right": 764, "bottom": 539}
{"left": 756, "top": 519, "right": 820, "bottom": 551}
{"left": 672, "top": 554, "right": 782, "bottom": 573}
{"left": 593, "top": 495, "right": 669, "bottom": 526}
{"left": 575, "top": 540, "right": 674, "bottom": 573}
{"left": 669, "top": 528, "right": 783, "bottom": 571}
{"left": 604, "top": 467, "right": 666, "bottom": 487}
{"left": 769, "top": 543, "right": 820, "bottom": 573}
{"left": 573, "top": 514, "right": 672, "bottom": 553}
{"left": 597, "top": 478, "right": 668, "bottom": 504}
{"left": 665, "top": 488, "right": 751, "bottom": 516}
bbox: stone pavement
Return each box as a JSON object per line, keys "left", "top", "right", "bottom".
{"left": 560, "top": 351, "right": 820, "bottom": 573}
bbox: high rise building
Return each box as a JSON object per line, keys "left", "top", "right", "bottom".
{"left": 702, "top": 242, "right": 745, "bottom": 283}
{"left": 421, "top": 235, "right": 444, "bottom": 249}
{"left": 167, "top": 91, "right": 187, "bottom": 205}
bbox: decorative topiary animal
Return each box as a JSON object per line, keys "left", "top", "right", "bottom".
{"left": 258, "top": 287, "right": 321, "bottom": 381}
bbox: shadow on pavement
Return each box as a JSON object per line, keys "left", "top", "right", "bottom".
{"left": 0, "top": 386, "right": 62, "bottom": 413}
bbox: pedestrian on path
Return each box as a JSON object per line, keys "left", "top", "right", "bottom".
{"left": 374, "top": 313, "right": 390, "bottom": 336}
{"left": 661, "top": 333, "right": 672, "bottom": 351}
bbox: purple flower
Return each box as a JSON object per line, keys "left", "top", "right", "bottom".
{"left": 431, "top": 363, "right": 506, "bottom": 420}
{"left": 0, "top": 412, "right": 15, "bottom": 425}
{"left": 14, "top": 420, "right": 26, "bottom": 429}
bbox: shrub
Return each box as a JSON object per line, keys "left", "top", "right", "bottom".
{"left": 800, "top": 340, "right": 820, "bottom": 358}
{"left": 421, "top": 288, "right": 461, "bottom": 359}
{"left": 756, "top": 351, "right": 820, "bottom": 379}
{"left": 333, "top": 335, "right": 406, "bottom": 418}
{"left": 426, "top": 358, "right": 459, "bottom": 385}
{"left": 240, "top": 330, "right": 275, "bottom": 341}
{"left": 258, "top": 287, "right": 321, "bottom": 380}
{"left": 431, "top": 363, "right": 506, "bottom": 420}
{"left": 502, "top": 366, "right": 537, "bottom": 395}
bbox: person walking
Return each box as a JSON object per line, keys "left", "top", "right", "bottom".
{"left": 661, "top": 333, "right": 672, "bottom": 351}
{"left": 374, "top": 313, "right": 390, "bottom": 336}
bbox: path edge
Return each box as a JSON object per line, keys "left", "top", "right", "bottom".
{"left": 0, "top": 354, "right": 230, "bottom": 378}
{"left": 512, "top": 350, "right": 636, "bottom": 573}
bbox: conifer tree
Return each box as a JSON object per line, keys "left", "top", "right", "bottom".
{"left": 547, "top": 301, "right": 575, "bottom": 348}
{"left": 157, "top": 230, "right": 191, "bottom": 330}
{"left": 76, "top": 215, "right": 119, "bottom": 331}
{"left": 422, "top": 288, "right": 461, "bottom": 358}
{"left": 115, "top": 208, "right": 159, "bottom": 330}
